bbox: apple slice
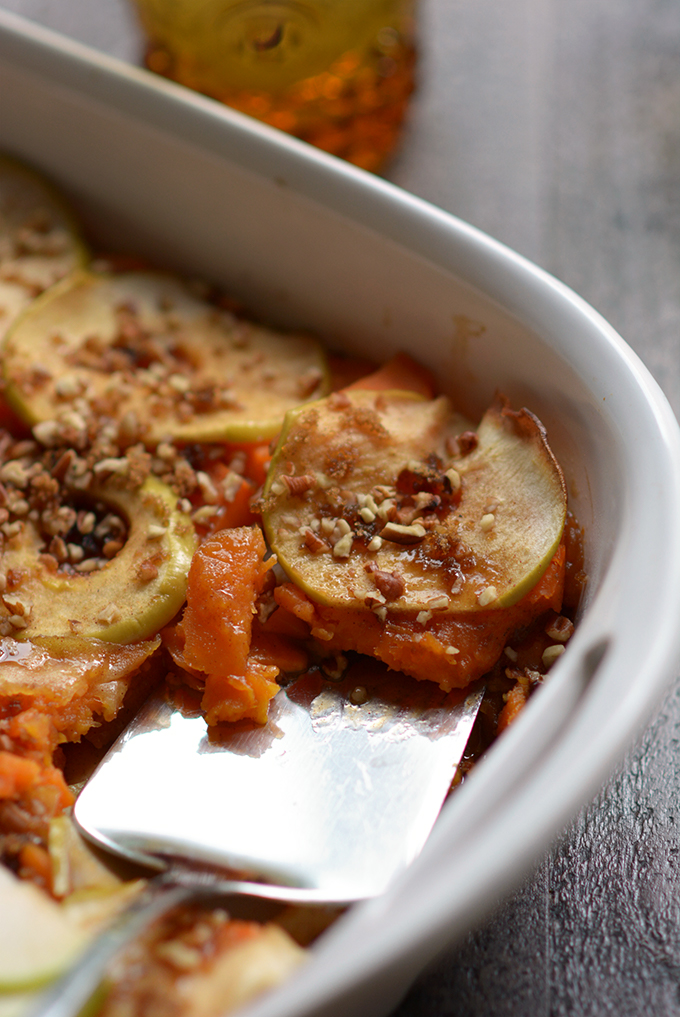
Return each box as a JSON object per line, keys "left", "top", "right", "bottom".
{"left": 451, "top": 400, "right": 568, "bottom": 607}
{"left": 0, "top": 155, "right": 87, "bottom": 342}
{"left": 0, "top": 865, "right": 86, "bottom": 994}
{"left": 1, "top": 269, "right": 329, "bottom": 444}
{"left": 0, "top": 475, "right": 197, "bottom": 643}
{"left": 261, "top": 389, "right": 566, "bottom": 615}
{"left": 0, "top": 989, "right": 41, "bottom": 1016}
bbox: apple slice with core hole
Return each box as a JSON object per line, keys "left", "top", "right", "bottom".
{"left": 0, "top": 475, "right": 197, "bottom": 643}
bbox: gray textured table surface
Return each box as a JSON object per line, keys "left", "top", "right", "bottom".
{"left": 3, "top": 1, "right": 680, "bottom": 1013}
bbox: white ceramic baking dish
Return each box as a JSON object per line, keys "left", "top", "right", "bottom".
{"left": 2, "top": 9, "right": 680, "bottom": 1017}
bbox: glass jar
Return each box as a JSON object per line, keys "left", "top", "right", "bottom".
{"left": 131, "top": 0, "right": 417, "bottom": 172}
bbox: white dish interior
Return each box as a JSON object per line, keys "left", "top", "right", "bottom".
{"left": 2, "top": 10, "right": 680, "bottom": 1017}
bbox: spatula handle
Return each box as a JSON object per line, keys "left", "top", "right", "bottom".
{"left": 27, "top": 878, "right": 197, "bottom": 1017}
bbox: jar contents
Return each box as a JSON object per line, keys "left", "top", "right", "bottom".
{"left": 131, "top": 0, "right": 417, "bottom": 172}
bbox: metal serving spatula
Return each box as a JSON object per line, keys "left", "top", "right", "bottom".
{"left": 32, "top": 662, "right": 483, "bottom": 1017}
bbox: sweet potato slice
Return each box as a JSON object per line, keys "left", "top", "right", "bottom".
{"left": 344, "top": 352, "right": 436, "bottom": 398}
{"left": 273, "top": 544, "right": 565, "bottom": 692}
{"left": 181, "top": 528, "right": 273, "bottom": 676}
{"left": 179, "top": 527, "right": 280, "bottom": 724}
{"left": 201, "top": 664, "right": 280, "bottom": 727}
{"left": 0, "top": 636, "right": 161, "bottom": 742}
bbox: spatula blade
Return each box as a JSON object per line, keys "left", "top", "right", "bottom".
{"left": 75, "top": 664, "right": 483, "bottom": 903}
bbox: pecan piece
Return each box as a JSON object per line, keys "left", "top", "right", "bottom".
{"left": 303, "top": 528, "right": 329, "bottom": 554}
{"left": 283, "top": 474, "right": 316, "bottom": 497}
{"left": 372, "top": 569, "right": 405, "bottom": 601}
{"left": 379, "top": 521, "right": 426, "bottom": 545}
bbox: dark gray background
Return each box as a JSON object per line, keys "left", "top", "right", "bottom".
{"left": 3, "top": 1, "right": 680, "bottom": 1012}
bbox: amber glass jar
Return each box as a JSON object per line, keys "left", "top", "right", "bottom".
{"left": 131, "top": 0, "right": 416, "bottom": 172}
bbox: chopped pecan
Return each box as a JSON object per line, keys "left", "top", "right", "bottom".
{"left": 303, "top": 528, "right": 329, "bottom": 554}
{"left": 545, "top": 615, "right": 574, "bottom": 643}
{"left": 455, "top": 431, "right": 478, "bottom": 456}
{"left": 283, "top": 474, "right": 316, "bottom": 497}
{"left": 371, "top": 569, "right": 405, "bottom": 601}
{"left": 379, "top": 521, "right": 426, "bottom": 545}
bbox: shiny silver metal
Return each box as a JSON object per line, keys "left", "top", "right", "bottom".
{"left": 27, "top": 672, "right": 482, "bottom": 1017}
{"left": 75, "top": 670, "right": 483, "bottom": 902}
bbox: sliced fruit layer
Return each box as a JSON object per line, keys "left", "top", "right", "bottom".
{"left": 0, "top": 864, "right": 86, "bottom": 993}
{"left": 262, "top": 389, "right": 567, "bottom": 615}
{"left": 0, "top": 155, "right": 86, "bottom": 342}
{"left": 2, "top": 269, "right": 329, "bottom": 444}
{"left": 0, "top": 475, "right": 196, "bottom": 643}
